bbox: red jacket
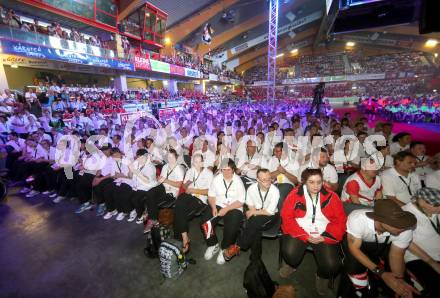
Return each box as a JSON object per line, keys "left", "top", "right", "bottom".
{"left": 281, "top": 185, "right": 347, "bottom": 245}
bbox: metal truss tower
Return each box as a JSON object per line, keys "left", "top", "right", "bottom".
{"left": 267, "top": 0, "right": 279, "bottom": 102}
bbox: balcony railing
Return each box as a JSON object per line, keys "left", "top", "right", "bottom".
{"left": 0, "top": 25, "right": 120, "bottom": 60}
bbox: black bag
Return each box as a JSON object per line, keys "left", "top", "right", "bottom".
{"left": 243, "top": 259, "right": 277, "bottom": 298}
{"left": 144, "top": 224, "right": 171, "bottom": 259}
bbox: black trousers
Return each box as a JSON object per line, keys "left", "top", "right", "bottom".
{"left": 93, "top": 178, "right": 114, "bottom": 204}
{"left": 281, "top": 234, "right": 341, "bottom": 279}
{"left": 56, "top": 169, "right": 78, "bottom": 197}
{"left": 406, "top": 259, "right": 440, "bottom": 297}
{"left": 173, "top": 193, "right": 207, "bottom": 239}
{"left": 200, "top": 205, "right": 244, "bottom": 249}
{"left": 6, "top": 152, "right": 21, "bottom": 175}
{"left": 130, "top": 189, "right": 149, "bottom": 217}
{"left": 238, "top": 214, "right": 278, "bottom": 260}
{"left": 76, "top": 173, "right": 95, "bottom": 204}
{"left": 142, "top": 184, "right": 169, "bottom": 220}
{"left": 32, "top": 163, "right": 51, "bottom": 191}
{"left": 111, "top": 183, "right": 135, "bottom": 213}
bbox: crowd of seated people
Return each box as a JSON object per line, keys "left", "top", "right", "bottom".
{"left": 0, "top": 6, "right": 114, "bottom": 51}
{"left": 1, "top": 95, "right": 439, "bottom": 297}
{"left": 348, "top": 52, "right": 433, "bottom": 75}
{"left": 360, "top": 95, "right": 440, "bottom": 123}
{"left": 292, "top": 53, "right": 347, "bottom": 78}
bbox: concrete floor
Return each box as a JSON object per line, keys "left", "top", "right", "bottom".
{"left": 0, "top": 188, "right": 338, "bottom": 298}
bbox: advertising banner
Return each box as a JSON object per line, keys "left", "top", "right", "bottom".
{"left": 134, "top": 56, "right": 151, "bottom": 71}
{"left": 150, "top": 59, "right": 171, "bottom": 73}
{"left": 0, "top": 39, "right": 134, "bottom": 71}
{"left": 170, "top": 64, "right": 186, "bottom": 76}
{"left": 185, "top": 67, "right": 201, "bottom": 78}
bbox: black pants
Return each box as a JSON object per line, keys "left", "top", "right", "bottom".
{"left": 32, "top": 163, "right": 51, "bottom": 191}
{"left": 110, "top": 183, "right": 135, "bottom": 213}
{"left": 142, "top": 184, "right": 169, "bottom": 220}
{"left": 93, "top": 178, "right": 114, "bottom": 204}
{"left": 130, "top": 189, "right": 149, "bottom": 217}
{"left": 6, "top": 152, "right": 21, "bottom": 175}
{"left": 238, "top": 214, "right": 278, "bottom": 260}
{"left": 200, "top": 205, "right": 244, "bottom": 249}
{"left": 56, "top": 169, "right": 77, "bottom": 197}
{"left": 173, "top": 193, "right": 207, "bottom": 239}
{"left": 76, "top": 173, "right": 95, "bottom": 204}
{"left": 406, "top": 259, "right": 440, "bottom": 297}
{"left": 281, "top": 234, "right": 341, "bottom": 279}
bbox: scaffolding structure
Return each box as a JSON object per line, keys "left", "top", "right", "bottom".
{"left": 266, "top": 0, "right": 279, "bottom": 102}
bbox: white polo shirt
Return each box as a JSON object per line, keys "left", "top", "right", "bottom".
{"left": 132, "top": 160, "right": 158, "bottom": 192}
{"left": 208, "top": 173, "right": 246, "bottom": 210}
{"left": 402, "top": 203, "right": 440, "bottom": 262}
{"left": 160, "top": 163, "right": 185, "bottom": 197}
{"left": 425, "top": 170, "right": 440, "bottom": 190}
{"left": 184, "top": 167, "right": 214, "bottom": 204}
{"left": 245, "top": 183, "right": 280, "bottom": 215}
{"left": 390, "top": 142, "right": 409, "bottom": 156}
{"left": 297, "top": 163, "right": 339, "bottom": 185}
{"left": 347, "top": 209, "right": 413, "bottom": 249}
{"left": 381, "top": 168, "right": 422, "bottom": 204}
{"left": 265, "top": 156, "right": 299, "bottom": 186}
{"left": 236, "top": 153, "right": 263, "bottom": 179}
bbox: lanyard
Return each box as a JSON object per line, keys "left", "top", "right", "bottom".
{"left": 34, "top": 148, "right": 38, "bottom": 158}
{"left": 429, "top": 216, "right": 440, "bottom": 236}
{"left": 116, "top": 161, "right": 121, "bottom": 173}
{"left": 307, "top": 189, "right": 320, "bottom": 224}
{"left": 223, "top": 179, "right": 233, "bottom": 199}
{"left": 398, "top": 176, "right": 412, "bottom": 196}
{"left": 193, "top": 169, "right": 202, "bottom": 187}
{"left": 257, "top": 185, "right": 270, "bottom": 210}
{"left": 166, "top": 165, "right": 176, "bottom": 179}
{"left": 247, "top": 154, "right": 254, "bottom": 161}
{"left": 138, "top": 162, "right": 146, "bottom": 173}
{"left": 416, "top": 156, "right": 425, "bottom": 162}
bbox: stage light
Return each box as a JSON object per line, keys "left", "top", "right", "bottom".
{"left": 164, "top": 37, "right": 171, "bottom": 45}
{"left": 163, "top": 80, "right": 168, "bottom": 86}
{"left": 11, "top": 64, "right": 18, "bottom": 68}
{"left": 276, "top": 53, "right": 284, "bottom": 58}
{"left": 290, "top": 48, "right": 298, "bottom": 54}
{"left": 425, "top": 39, "right": 438, "bottom": 48}
{"left": 346, "top": 41, "right": 355, "bottom": 47}
{"left": 435, "top": 53, "right": 438, "bottom": 58}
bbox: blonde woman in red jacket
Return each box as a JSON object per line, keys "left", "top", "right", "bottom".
{"left": 280, "top": 168, "right": 347, "bottom": 295}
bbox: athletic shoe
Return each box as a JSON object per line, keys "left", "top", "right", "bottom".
{"left": 127, "top": 210, "right": 137, "bottom": 222}
{"left": 279, "top": 263, "right": 296, "bottom": 278}
{"left": 136, "top": 214, "right": 145, "bottom": 225}
{"left": 41, "top": 191, "right": 51, "bottom": 195}
{"left": 53, "top": 196, "right": 65, "bottom": 204}
{"left": 20, "top": 187, "right": 31, "bottom": 194}
{"left": 25, "top": 190, "right": 40, "bottom": 198}
{"left": 223, "top": 244, "right": 240, "bottom": 261}
{"left": 49, "top": 192, "right": 58, "bottom": 198}
{"left": 204, "top": 244, "right": 220, "bottom": 261}
{"left": 115, "top": 212, "right": 126, "bottom": 221}
{"left": 96, "top": 203, "right": 106, "bottom": 217}
{"left": 315, "top": 275, "right": 329, "bottom": 296}
{"left": 75, "top": 202, "right": 91, "bottom": 214}
{"left": 216, "top": 250, "right": 225, "bottom": 265}
{"left": 103, "top": 210, "right": 118, "bottom": 220}
{"left": 143, "top": 219, "right": 155, "bottom": 233}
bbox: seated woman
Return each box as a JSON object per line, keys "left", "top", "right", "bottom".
{"left": 143, "top": 149, "right": 184, "bottom": 229}
{"left": 200, "top": 158, "right": 245, "bottom": 265}
{"left": 280, "top": 168, "right": 346, "bottom": 295}
{"left": 173, "top": 153, "right": 213, "bottom": 253}
{"left": 222, "top": 168, "right": 280, "bottom": 261}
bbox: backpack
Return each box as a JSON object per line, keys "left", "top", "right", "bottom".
{"left": 158, "top": 239, "right": 187, "bottom": 279}
{"left": 243, "top": 259, "right": 277, "bottom": 298}
{"left": 144, "top": 224, "right": 171, "bottom": 259}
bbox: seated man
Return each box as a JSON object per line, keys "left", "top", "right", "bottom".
{"left": 403, "top": 188, "right": 440, "bottom": 297}
{"left": 265, "top": 142, "right": 299, "bottom": 187}
{"left": 341, "top": 200, "right": 418, "bottom": 297}
{"left": 223, "top": 168, "right": 280, "bottom": 261}
{"left": 236, "top": 139, "right": 262, "bottom": 185}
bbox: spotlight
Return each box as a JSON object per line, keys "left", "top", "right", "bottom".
{"left": 346, "top": 41, "right": 355, "bottom": 47}
{"left": 425, "top": 39, "right": 438, "bottom": 48}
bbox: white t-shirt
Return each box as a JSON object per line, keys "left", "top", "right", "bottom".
{"left": 347, "top": 209, "right": 413, "bottom": 249}
{"left": 297, "top": 163, "right": 339, "bottom": 185}
{"left": 414, "top": 155, "right": 433, "bottom": 182}
{"left": 183, "top": 167, "right": 214, "bottom": 204}
{"left": 208, "top": 173, "right": 246, "bottom": 210}
{"left": 402, "top": 203, "right": 440, "bottom": 263}
{"left": 265, "top": 156, "right": 299, "bottom": 186}
{"left": 425, "top": 170, "right": 440, "bottom": 190}
{"left": 160, "top": 163, "right": 185, "bottom": 197}
{"left": 245, "top": 183, "right": 280, "bottom": 215}
{"left": 236, "top": 153, "right": 263, "bottom": 179}
{"left": 381, "top": 168, "right": 422, "bottom": 204}
{"left": 132, "top": 160, "right": 158, "bottom": 192}
{"left": 341, "top": 172, "right": 382, "bottom": 206}
{"left": 390, "top": 142, "right": 409, "bottom": 156}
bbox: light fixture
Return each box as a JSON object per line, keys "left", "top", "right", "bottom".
{"left": 276, "top": 53, "right": 284, "bottom": 58}
{"left": 346, "top": 41, "right": 355, "bottom": 47}
{"left": 425, "top": 39, "right": 438, "bottom": 48}
{"left": 290, "top": 48, "right": 298, "bottom": 54}
{"left": 11, "top": 64, "right": 18, "bottom": 68}
{"left": 164, "top": 37, "right": 171, "bottom": 45}
{"left": 435, "top": 53, "right": 438, "bottom": 58}
{"left": 163, "top": 80, "right": 168, "bottom": 86}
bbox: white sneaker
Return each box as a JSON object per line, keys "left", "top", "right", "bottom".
{"left": 49, "top": 192, "right": 58, "bottom": 198}
{"left": 53, "top": 196, "right": 65, "bottom": 203}
{"left": 116, "top": 212, "right": 126, "bottom": 221}
{"left": 204, "top": 244, "right": 220, "bottom": 261}
{"left": 26, "top": 190, "right": 40, "bottom": 198}
{"left": 42, "top": 191, "right": 51, "bottom": 195}
{"left": 20, "top": 187, "right": 31, "bottom": 194}
{"left": 127, "top": 210, "right": 137, "bottom": 222}
{"left": 103, "top": 210, "right": 118, "bottom": 220}
{"left": 216, "top": 250, "right": 226, "bottom": 265}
